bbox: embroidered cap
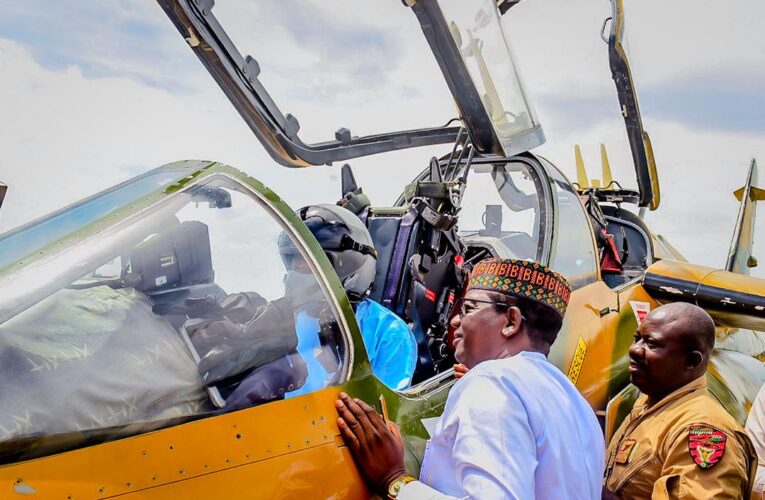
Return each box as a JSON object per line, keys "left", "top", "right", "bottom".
{"left": 467, "top": 258, "right": 571, "bottom": 317}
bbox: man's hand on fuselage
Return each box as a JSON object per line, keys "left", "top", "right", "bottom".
{"left": 335, "top": 392, "right": 407, "bottom": 495}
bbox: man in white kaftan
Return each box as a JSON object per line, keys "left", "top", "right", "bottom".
{"left": 406, "top": 351, "right": 604, "bottom": 498}
{"left": 335, "top": 258, "right": 605, "bottom": 499}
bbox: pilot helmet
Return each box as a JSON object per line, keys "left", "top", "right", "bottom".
{"left": 278, "top": 204, "right": 377, "bottom": 302}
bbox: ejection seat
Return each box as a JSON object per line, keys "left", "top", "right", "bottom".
{"left": 131, "top": 220, "right": 316, "bottom": 408}
{"left": 601, "top": 205, "right": 653, "bottom": 285}
{"left": 584, "top": 196, "right": 653, "bottom": 289}
{"left": 64, "top": 218, "right": 225, "bottom": 324}
{"left": 130, "top": 220, "right": 227, "bottom": 329}
{"left": 341, "top": 163, "right": 465, "bottom": 384}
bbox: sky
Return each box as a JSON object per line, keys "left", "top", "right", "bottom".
{"left": 1, "top": 0, "right": 764, "bottom": 275}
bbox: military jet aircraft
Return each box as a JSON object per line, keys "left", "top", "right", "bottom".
{"left": 0, "top": 0, "right": 764, "bottom": 497}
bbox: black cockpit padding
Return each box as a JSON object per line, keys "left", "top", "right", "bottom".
{"left": 366, "top": 205, "right": 466, "bottom": 380}
{"left": 129, "top": 221, "right": 214, "bottom": 293}
{"left": 408, "top": 280, "right": 438, "bottom": 383}
{"left": 367, "top": 215, "right": 403, "bottom": 304}
{"left": 367, "top": 212, "right": 436, "bottom": 380}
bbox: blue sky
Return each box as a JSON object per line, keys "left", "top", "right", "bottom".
{"left": 642, "top": 71, "right": 765, "bottom": 134}
{"left": 538, "top": 69, "right": 765, "bottom": 136}
{"left": 0, "top": 1, "right": 197, "bottom": 90}
{"left": 1, "top": 0, "right": 764, "bottom": 273}
{"left": 4, "top": 1, "right": 760, "bottom": 136}
{"left": 0, "top": 0, "right": 408, "bottom": 103}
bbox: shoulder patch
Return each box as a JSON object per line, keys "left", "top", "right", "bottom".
{"left": 688, "top": 424, "right": 727, "bottom": 469}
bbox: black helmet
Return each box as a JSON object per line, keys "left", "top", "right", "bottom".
{"left": 279, "top": 204, "right": 377, "bottom": 302}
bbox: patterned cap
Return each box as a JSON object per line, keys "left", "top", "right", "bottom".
{"left": 467, "top": 258, "right": 571, "bottom": 317}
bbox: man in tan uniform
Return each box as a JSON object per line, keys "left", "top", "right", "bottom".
{"left": 604, "top": 302, "right": 756, "bottom": 499}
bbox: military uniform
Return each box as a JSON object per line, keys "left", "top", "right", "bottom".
{"left": 604, "top": 376, "right": 756, "bottom": 499}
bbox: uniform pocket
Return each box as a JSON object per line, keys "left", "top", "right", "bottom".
{"left": 611, "top": 452, "right": 655, "bottom": 492}
{"left": 652, "top": 474, "right": 687, "bottom": 500}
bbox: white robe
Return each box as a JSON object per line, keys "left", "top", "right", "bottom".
{"left": 745, "top": 382, "right": 765, "bottom": 493}
{"left": 401, "top": 351, "right": 605, "bottom": 499}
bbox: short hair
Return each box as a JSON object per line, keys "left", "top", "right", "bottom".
{"left": 657, "top": 302, "right": 715, "bottom": 354}
{"left": 487, "top": 291, "right": 563, "bottom": 347}
{"left": 690, "top": 306, "right": 716, "bottom": 353}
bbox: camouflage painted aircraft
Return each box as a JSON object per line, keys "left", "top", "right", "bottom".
{"left": 0, "top": 0, "right": 763, "bottom": 497}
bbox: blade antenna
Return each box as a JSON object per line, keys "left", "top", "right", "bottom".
{"left": 575, "top": 145, "right": 590, "bottom": 189}
{"left": 601, "top": 144, "right": 614, "bottom": 189}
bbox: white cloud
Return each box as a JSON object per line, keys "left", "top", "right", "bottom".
{"left": 0, "top": 37, "right": 355, "bottom": 232}
{"left": 0, "top": 0, "right": 202, "bottom": 89}
{"left": 208, "top": 0, "right": 456, "bottom": 142}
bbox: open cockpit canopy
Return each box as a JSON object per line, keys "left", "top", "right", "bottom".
{"left": 605, "top": 0, "right": 660, "bottom": 209}
{"left": 156, "top": 0, "right": 543, "bottom": 167}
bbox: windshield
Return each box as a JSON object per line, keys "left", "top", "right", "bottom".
{"left": 541, "top": 158, "right": 598, "bottom": 289}
{"left": 458, "top": 160, "right": 548, "bottom": 262}
{"left": 0, "top": 175, "right": 349, "bottom": 462}
{"left": 499, "top": 0, "right": 634, "bottom": 191}
{"left": 437, "top": 0, "right": 541, "bottom": 154}
{"left": 0, "top": 167, "right": 193, "bottom": 271}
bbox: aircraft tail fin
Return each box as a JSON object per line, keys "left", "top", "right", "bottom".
{"left": 575, "top": 145, "right": 590, "bottom": 188}
{"left": 726, "top": 159, "right": 765, "bottom": 275}
{"left": 600, "top": 144, "right": 613, "bottom": 188}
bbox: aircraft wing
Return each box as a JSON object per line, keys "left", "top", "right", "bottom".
{"left": 643, "top": 259, "right": 765, "bottom": 331}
